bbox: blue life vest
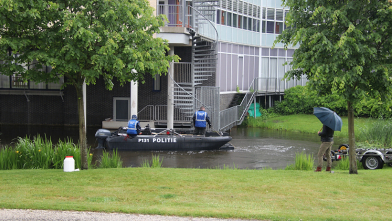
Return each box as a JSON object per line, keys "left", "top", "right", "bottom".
{"left": 194, "top": 110, "right": 207, "bottom": 128}
{"left": 127, "top": 119, "right": 139, "bottom": 135}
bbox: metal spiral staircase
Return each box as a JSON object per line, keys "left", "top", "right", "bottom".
{"left": 172, "top": 1, "right": 219, "bottom": 122}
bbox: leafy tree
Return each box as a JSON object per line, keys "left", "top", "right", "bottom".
{"left": 275, "top": 0, "right": 392, "bottom": 174}
{"left": 0, "top": 0, "right": 178, "bottom": 169}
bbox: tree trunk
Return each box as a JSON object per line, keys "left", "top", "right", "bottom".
{"left": 75, "top": 83, "right": 88, "bottom": 170}
{"left": 348, "top": 101, "right": 358, "bottom": 174}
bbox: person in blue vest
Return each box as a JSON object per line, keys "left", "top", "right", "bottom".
{"left": 127, "top": 115, "right": 141, "bottom": 138}
{"left": 193, "top": 106, "right": 212, "bottom": 135}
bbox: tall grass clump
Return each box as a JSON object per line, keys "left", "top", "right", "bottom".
{"left": 335, "top": 157, "right": 364, "bottom": 170}
{"left": 357, "top": 119, "right": 392, "bottom": 148}
{"left": 13, "top": 135, "right": 54, "bottom": 169}
{"left": 0, "top": 135, "right": 92, "bottom": 170}
{"left": 98, "top": 150, "right": 122, "bottom": 168}
{"left": 285, "top": 152, "right": 314, "bottom": 170}
{"left": 140, "top": 154, "right": 163, "bottom": 168}
{"left": 52, "top": 139, "right": 81, "bottom": 169}
{"left": 0, "top": 146, "right": 19, "bottom": 170}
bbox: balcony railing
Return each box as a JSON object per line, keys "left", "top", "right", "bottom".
{"left": 158, "top": 4, "right": 193, "bottom": 28}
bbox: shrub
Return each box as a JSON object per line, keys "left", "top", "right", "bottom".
{"left": 141, "top": 154, "right": 163, "bottom": 168}
{"left": 274, "top": 85, "right": 392, "bottom": 118}
{"left": 285, "top": 152, "right": 314, "bottom": 170}
{"left": 98, "top": 150, "right": 123, "bottom": 168}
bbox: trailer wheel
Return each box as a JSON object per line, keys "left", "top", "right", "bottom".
{"left": 362, "top": 156, "right": 384, "bottom": 170}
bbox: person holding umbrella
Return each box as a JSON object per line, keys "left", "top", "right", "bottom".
{"left": 313, "top": 107, "right": 342, "bottom": 172}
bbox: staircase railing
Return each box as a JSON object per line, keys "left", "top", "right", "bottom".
{"left": 219, "top": 78, "right": 258, "bottom": 132}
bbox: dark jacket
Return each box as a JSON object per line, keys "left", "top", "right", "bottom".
{"left": 318, "top": 125, "right": 334, "bottom": 142}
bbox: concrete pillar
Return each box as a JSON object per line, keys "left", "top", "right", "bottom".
{"left": 130, "top": 80, "right": 138, "bottom": 118}
{"left": 167, "top": 46, "right": 175, "bottom": 130}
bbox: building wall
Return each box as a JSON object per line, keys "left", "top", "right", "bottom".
{"left": 217, "top": 42, "right": 260, "bottom": 93}
{"left": 0, "top": 77, "right": 130, "bottom": 126}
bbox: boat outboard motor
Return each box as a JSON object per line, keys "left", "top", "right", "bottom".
{"left": 95, "top": 129, "right": 111, "bottom": 149}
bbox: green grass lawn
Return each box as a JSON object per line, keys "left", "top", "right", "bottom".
{"left": 1, "top": 168, "right": 392, "bottom": 221}
{"left": 247, "top": 114, "right": 381, "bottom": 139}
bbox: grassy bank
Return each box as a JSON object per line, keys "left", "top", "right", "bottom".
{"left": 246, "top": 114, "right": 391, "bottom": 147}
{"left": 1, "top": 168, "right": 391, "bottom": 220}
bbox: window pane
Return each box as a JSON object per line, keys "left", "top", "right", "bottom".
{"left": 116, "top": 100, "right": 129, "bottom": 121}
{"left": 256, "top": 19, "right": 260, "bottom": 32}
{"left": 12, "top": 74, "right": 28, "bottom": 89}
{"left": 276, "top": 22, "right": 283, "bottom": 34}
{"left": 253, "top": 5, "right": 257, "bottom": 17}
{"left": 30, "top": 81, "right": 46, "bottom": 89}
{"left": 267, "top": 21, "right": 274, "bottom": 33}
{"left": 244, "top": 2, "right": 248, "bottom": 15}
{"left": 153, "top": 74, "right": 161, "bottom": 91}
{"left": 216, "top": 9, "right": 220, "bottom": 24}
{"left": 243, "top": 16, "right": 247, "bottom": 29}
{"left": 267, "top": 8, "right": 274, "bottom": 20}
{"left": 248, "top": 17, "right": 252, "bottom": 30}
{"left": 262, "top": 7, "right": 266, "bottom": 19}
{"left": 233, "top": 14, "right": 237, "bottom": 28}
{"left": 252, "top": 18, "right": 257, "bottom": 31}
{"left": 262, "top": 20, "right": 266, "bottom": 33}
{"left": 276, "top": 9, "right": 283, "bottom": 21}
{"left": 238, "top": 15, "right": 242, "bottom": 28}
{"left": 0, "top": 74, "right": 10, "bottom": 88}
{"left": 227, "top": 12, "right": 232, "bottom": 26}
{"left": 222, "top": 11, "right": 226, "bottom": 25}
{"left": 48, "top": 76, "right": 64, "bottom": 89}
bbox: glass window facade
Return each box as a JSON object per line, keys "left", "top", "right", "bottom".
{"left": 217, "top": 0, "right": 260, "bottom": 32}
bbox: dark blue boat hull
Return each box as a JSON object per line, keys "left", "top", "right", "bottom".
{"left": 104, "top": 134, "right": 232, "bottom": 151}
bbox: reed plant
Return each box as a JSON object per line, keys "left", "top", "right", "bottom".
{"left": 285, "top": 152, "right": 314, "bottom": 170}
{"left": 52, "top": 139, "right": 81, "bottom": 169}
{"left": 357, "top": 119, "right": 392, "bottom": 148}
{"left": 151, "top": 154, "right": 163, "bottom": 168}
{"left": 334, "top": 157, "right": 364, "bottom": 170}
{"left": 0, "top": 136, "right": 88, "bottom": 170}
{"left": 0, "top": 146, "right": 18, "bottom": 170}
{"left": 98, "top": 150, "right": 122, "bottom": 168}
{"left": 140, "top": 154, "right": 163, "bottom": 168}
{"left": 141, "top": 159, "right": 151, "bottom": 168}
{"left": 13, "top": 135, "right": 54, "bottom": 169}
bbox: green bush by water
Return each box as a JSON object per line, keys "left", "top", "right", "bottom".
{"left": 141, "top": 154, "right": 163, "bottom": 168}
{"left": 98, "top": 149, "right": 123, "bottom": 168}
{"left": 0, "top": 136, "right": 95, "bottom": 170}
{"left": 285, "top": 152, "right": 314, "bottom": 171}
{"left": 274, "top": 85, "right": 392, "bottom": 118}
{"left": 357, "top": 119, "right": 392, "bottom": 148}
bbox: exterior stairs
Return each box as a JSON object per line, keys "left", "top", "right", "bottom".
{"left": 172, "top": 1, "right": 219, "bottom": 121}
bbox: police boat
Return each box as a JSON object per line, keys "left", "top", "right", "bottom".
{"left": 94, "top": 125, "right": 233, "bottom": 151}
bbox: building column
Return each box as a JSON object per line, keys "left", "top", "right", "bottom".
{"left": 167, "top": 46, "right": 175, "bottom": 130}
{"left": 130, "top": 80, "right": 138, "bottom": 118}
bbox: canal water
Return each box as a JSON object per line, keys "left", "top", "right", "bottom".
{"left": 0, "top": 125, "right": 349, "bottom": 169}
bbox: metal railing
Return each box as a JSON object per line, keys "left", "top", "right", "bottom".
{"left": 157, "top": 4, "right": 218, "bottom": 42}
{"left": 158, "top": 4, "right": 193, "bottom": 28}
{"left": 137, "top": 105, "right": 191, "bottom": 122}
{"left": 173, "top": 62, "right": 192, "bottom": 83}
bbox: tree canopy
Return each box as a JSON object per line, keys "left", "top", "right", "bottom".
{"left": 275, "top": 0, "right": 392, "bottom": 173}
{"left": 0, "top": 0, "right": 178, "bottom": 169}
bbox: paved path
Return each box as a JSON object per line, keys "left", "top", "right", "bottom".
{"left": 0, "top": 209, "right": 262, "bottom": 221}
